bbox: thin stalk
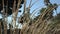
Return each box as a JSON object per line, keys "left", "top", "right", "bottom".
{"left": 30, "top": 0, "right": 39, "bottom": 8}
{"left": 0, "top": 22, "right": 2, "bottom": 34}
{"left": 12, "top": 0, "right": 21, "bottom": 34}
{"left": 23, "top": 0, "right": 26, "bottom": 14}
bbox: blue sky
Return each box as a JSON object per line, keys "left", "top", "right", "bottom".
{"left": 24, "top": 0, "right": 60, "bottom": 16}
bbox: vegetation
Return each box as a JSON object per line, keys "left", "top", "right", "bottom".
{"left": 0, "top": 0, "right": 60, "bottom": 34}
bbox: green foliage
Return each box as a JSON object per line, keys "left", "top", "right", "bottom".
{"left": 44, "top": 0, "right": 51, "bottom": 6}
{"left": 53, "top": 3, "right": 58, "bottom": 10}
{"left": 40, "top": 8, "right": 46, "bottom": 13}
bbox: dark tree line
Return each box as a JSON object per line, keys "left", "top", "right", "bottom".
{"left": 0, "top": 0, "right": 24, "bottom": 34}
{"left": 0, "top": 0, "right": 24, "bottom": 16}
